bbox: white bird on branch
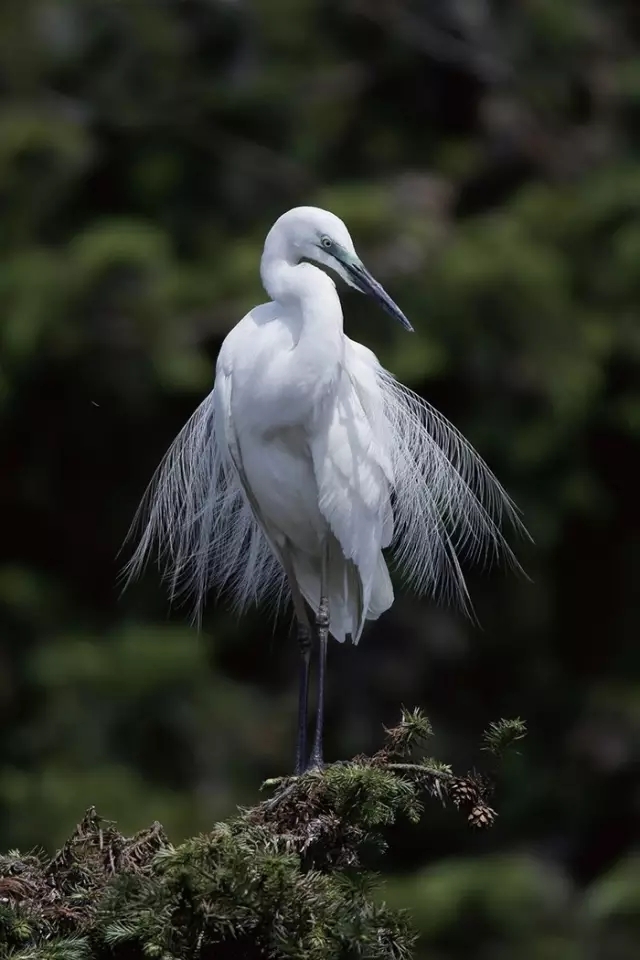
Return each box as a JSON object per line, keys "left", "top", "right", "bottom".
{"left": 126, "top": 206, "right": 525, "bottom": 773}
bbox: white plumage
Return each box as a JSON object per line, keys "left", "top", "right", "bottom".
{"left": 126, "top": 206, "right": 523, "bottom": 645}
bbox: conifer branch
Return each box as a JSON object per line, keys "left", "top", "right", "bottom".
{"left": 0, "top": 709, "right": 525, "bottom": 959}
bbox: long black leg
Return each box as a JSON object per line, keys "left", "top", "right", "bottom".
{"left": 294, "top": 620, "right": 312, "bottom": 775}
{"left": 309, "top": 543, "right": 329, "bottom": 770}
{"left": 281, "top": 545, "right": 313, "bottom": 775}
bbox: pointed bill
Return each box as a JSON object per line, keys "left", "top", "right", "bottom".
{"left": 334, "top": 246, "right": 414, "bottom": 332}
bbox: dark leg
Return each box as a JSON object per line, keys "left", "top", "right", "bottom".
{"left": 281, "top": 544, "right": 314, "bottom": 775}
{"left": 309, "top": 543, "right": 329, "bottom": 770}
{"left": 294, "top": 620, "right": 312, "bottom": 775}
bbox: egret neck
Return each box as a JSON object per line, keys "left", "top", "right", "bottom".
{"left": 260, "top": 254, "right": 345, "bottom": 400}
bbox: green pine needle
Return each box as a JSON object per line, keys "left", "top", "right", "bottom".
{"left": 481, "top": 717, "right": 527, "bottom": 756}
{"left": 383, "top": 706, "right": 433, "bottom": 757}
{"left": 103, "top": 920, "right": 140, "bottom": 945}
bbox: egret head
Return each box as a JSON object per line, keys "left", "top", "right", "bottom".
{"left": 264, "top": 206, "right": 414, "bottom": 332}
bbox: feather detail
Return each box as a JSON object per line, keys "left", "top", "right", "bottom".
{"left": 376, "top": 366, "right": 527, "bottom": 611}
{"left": 124, "top": 347, "right": 526, "bottom": 627}
{"left": 122, "top": 386, "right": 285, "bottom": 624}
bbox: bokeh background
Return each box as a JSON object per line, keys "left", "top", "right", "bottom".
{"left": 1, "top": 1, "right": 639, "bottom": 956}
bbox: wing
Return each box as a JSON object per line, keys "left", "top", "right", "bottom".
{"left": 310, "top": 340, "right": 394, "bottom": 594}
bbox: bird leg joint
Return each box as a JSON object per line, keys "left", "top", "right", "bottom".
{"left": 316, "top": 596, "right": 329, "bottom": 634}
{"left": 296, "top": 621, "right": 312, "bottom": 656}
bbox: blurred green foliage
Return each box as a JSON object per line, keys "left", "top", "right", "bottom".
{"left": 0, "top": 1, "right": 638, "bottom": 957}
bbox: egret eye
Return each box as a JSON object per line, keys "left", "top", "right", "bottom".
{"left": 320, "top": 236, "right": 333, "bottom": 250}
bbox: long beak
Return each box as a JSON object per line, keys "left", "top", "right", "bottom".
{"left": 340, "top": 253, "right": 414, "bottom": 332}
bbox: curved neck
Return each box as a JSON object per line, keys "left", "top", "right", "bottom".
{"left": 260, "top": 253, "right": 343, "bottom": 334}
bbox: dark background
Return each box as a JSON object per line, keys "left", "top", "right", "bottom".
{"left": 1, "top": 1, "right": 639, "bottom": 957}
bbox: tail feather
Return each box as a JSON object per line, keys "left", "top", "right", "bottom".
{"left": 287, "top": 536, "right": 393, "bottom": 644}
{"left": 366, "top": 553, "right": 394, "bottom": 624}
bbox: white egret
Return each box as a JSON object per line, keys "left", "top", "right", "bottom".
{"left": 126, "top": 206, "right": 524, "bottom": 773}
